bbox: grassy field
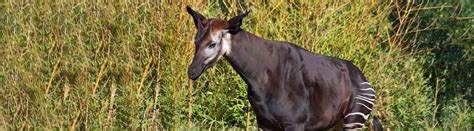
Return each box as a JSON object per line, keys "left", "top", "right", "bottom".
{"left": 0, "top": 0, "right": 472, "bottom": 130}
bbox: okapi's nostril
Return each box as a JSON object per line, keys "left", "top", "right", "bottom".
{"left": 188, "top": 68, "right": 199, "bottom": 80}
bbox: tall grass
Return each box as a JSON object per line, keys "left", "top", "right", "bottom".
{"left": 0, "top": 0, "right": 471, "bottom": 130}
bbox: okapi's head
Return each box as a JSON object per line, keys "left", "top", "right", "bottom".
{"left": 186, "top": 6, "right": 248, "bottom": 80}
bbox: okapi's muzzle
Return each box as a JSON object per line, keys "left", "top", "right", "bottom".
{"left": 188, "top": 58, "right": 208, "bottom": 80}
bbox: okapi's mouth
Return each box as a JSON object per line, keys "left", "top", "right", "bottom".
{"left": 188, "top": 63, "right": 209, "bottom": 80}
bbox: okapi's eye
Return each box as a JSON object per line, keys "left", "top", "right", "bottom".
{"left": 208, "top": 42, "right": 216, "bottom": 48}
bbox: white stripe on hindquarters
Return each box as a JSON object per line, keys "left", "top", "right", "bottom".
{"left": 359, "top": 88, "right": 375, "bottom": 93}
{"left": 360, "top": 82, "right": 371, "bottom": 85}
{"left": 358, "top": 93, "right": 375, "bottom": 97}
{"left": 344, "top": 112, "right": 371, "bottom": 120}
{"left": 343, "top": 122, "right": 364, "bottom": 128}
{"left": 356, "top": 96, "right": 374, "bottom": 106}
{"left": 356, "top": 102, "right": 372, "bottom": 111}
{"left": 356, "top": 95, "right": 375, "bottom": 102}
{"left": 359, "top": 82, "right": 375, "bottom": 93}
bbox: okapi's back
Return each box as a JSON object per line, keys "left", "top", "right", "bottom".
{"left": 264, "top": 42, "right": 356, "bottom": 128}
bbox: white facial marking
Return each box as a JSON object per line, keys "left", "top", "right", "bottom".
{"left": 203, "top": 30, "right": 231, "bottom": 64}
{"left": 203, "top": 44, "right": 219, "bottom": 64}
{"left": 221, "top": 32, "right": 231, "bottom": 55}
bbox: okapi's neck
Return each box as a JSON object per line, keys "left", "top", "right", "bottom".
{"left": 224, "top": 31, "right": 270, "bottom": 84}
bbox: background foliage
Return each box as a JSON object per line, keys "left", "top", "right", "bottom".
{"left": 0, "top": 0, "right": 472, "bottom": 130}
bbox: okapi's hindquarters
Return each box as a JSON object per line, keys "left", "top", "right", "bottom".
{"left": 343, "top": 82, "right": 383, "bottom": 131}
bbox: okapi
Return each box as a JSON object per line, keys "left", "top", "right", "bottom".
{"left": 186, "top": 6, "right": 383, "bottom": 131}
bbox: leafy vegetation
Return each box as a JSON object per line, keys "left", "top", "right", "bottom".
{"left": 0, "top": 0, "right": 471, "bottom": 130}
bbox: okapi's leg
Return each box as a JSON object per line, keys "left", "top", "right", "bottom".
{"left": 343, "top": 82, "right": 376, "bottom": 130}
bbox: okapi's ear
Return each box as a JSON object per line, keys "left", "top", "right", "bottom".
{"left": 186, "top": 6, "right": 206, "bottom": 29}
{"left": 226, "top": 11, "right": 249, "bottom": 34}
